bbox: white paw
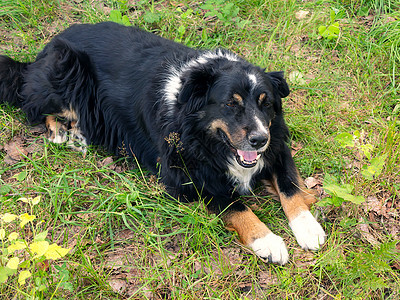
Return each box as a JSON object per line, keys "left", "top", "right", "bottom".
{"left": 49, "top": 128, "right": 68, "bottom": 144}
{"left": 289, "top": 210, "right": 326, "bottom": 250}
{"left": 67, "top": 127, "right": 88, "bottom": 154}
{"left": 249, "top": 233, "right": 289, "bottom": 265}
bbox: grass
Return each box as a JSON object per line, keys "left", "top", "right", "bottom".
{"left": 1, "top": 0, "right": 399, "bottom": 299}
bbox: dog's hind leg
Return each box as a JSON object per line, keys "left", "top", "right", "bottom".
{"left": 45, "top": 109, "right": 87, "bottom": 155}
{"left": 45, "top": 115, "right": 68, "bottom": 144}
{"left": 66, "top": 121, "right": 87, "bottom": 155}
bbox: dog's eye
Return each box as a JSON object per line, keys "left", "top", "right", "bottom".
{"left": 226, "top": 94, "right": 243, "bottom": 108}
{"left": 263, "top": 101, "right": 272, "bottom": 108}
{"left": 258, "top": 93, "right": 271, "bottom": 108}
{"left": 226, "top": 100, "right": 238, "bottom": 108}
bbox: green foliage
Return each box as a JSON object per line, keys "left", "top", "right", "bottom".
{"left": 319, "top": 130, "right": 388, "bottom": 207}
{"left": 369, "top": 10, "right": 400, "bottom": 85}
{"left": 200, "top": 0, "right": 249, "bottom": 28}
{"left": 0, "top": 196, "right": 72, "bottom": 296}
{"left": 318, "top": 242, "right": 399, "bottom": 297}
{"left": 109, "top": 10, "right": 131, "bottom": 26}
{"left": 143, "top": 11, "right": 162, "bottom": 24}
{"left": 320, "top": 174, "right": 365, "bottom": 206}
{"left": 335, "top": 130, "right": 387, "bottom": 180}
{"left": 318, "top": 8, "right": 344, "bottom": 40}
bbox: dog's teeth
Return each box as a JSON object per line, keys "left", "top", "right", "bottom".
{"left": 256, "top": 154, "right": 261, "bottom": 160}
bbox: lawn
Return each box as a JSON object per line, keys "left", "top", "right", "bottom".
{"left": 0, "top": 0, "right": 399, "bottom": 299}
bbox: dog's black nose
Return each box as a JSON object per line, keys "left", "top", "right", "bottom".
{"left": 249, "top": 135, "right": 268, "bottom": 149}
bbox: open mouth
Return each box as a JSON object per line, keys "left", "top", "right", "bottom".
{"left": 235, "top": 150, "right": 262, "bottom": 168}
{"left": 218, "top": 129, "right": 263, "bottom": 168}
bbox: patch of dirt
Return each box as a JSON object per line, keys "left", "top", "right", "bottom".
{"left": 0, "top": 124, "right": 46, "bottom": 165}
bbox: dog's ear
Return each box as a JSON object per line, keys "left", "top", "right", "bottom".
{"left": 177, "top": 67, "right": 215, "bottom": 114}
{"left": 266, "top": 71, "right": 290, "bottom": 98}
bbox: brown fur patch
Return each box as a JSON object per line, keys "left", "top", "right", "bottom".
{"left": 58, "top": 107, "right": 78, "bottom": 122}
{"left": 258, "top": 93, "right": 266, "bottom": 105}
{"left": 45, "top": 115, "right": 67, "bottom": 143}
{"left": 209, "top": 119, "right": 246, "bottom": 147}
{"left": 232, "top": 93, "right": 243, "bottom": 104}
{"left": 271, "top": 174, "right": 317, "bottom": 222}
{"left": 210, "top": 119, "right": 230, "bottom": 137}
{"left": 223, "top": 206, "right": 271, "bottom": 245}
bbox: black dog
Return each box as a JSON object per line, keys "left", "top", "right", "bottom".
{"left": 0, "top": 22, "right": 325, "bottom": 264}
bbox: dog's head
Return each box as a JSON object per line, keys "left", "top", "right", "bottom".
{"left": 177, "top": 58, "right": 289, "bottom": 168}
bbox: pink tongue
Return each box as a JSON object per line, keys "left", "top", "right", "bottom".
{"left": 237, "top": 150, "right": 258, "bottom": 162}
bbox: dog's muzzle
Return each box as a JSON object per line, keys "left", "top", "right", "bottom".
{"left": 219, "top": 129, "right": 269, "bottom": 168}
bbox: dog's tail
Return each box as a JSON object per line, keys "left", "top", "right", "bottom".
{"left": 0, "top": 55, "right": 30, "bottom": 107}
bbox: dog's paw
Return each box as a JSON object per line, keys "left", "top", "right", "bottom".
{"left": 249, "top": 233, "right": 289, "bottom": 265}
{"left": 289, "top": 210, "right": 326, "bottom": 251}
{"left": 67, "top": 127, "right": 88, "bottom": 155}
{"left": 47, "top": 126, "right": 68, "bottom": 144}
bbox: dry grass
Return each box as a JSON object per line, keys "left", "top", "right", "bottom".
{"left": 0, "top": 0, "right": 399, "bottom": 299}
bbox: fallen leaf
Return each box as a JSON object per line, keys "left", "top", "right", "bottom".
{"left": 304, "top": 177, "right": 320, "bottom": 189}
{"left": 29, "top": 124, "right": 46, "bottom": 135}
{"left": 76, "top": 213, "right": 96, "bottom": 220}
{"left": 291, "top": 141, "right": 303, "bottom": 157}
{"left": 3, "top": 138, "right": 28, "bottom": 165}
{"left": 259, "top": 270, "right": 279, "bottom": 286}
{"left": 115, "top": 229, "right": 136, "bottom": 241}
{"left": 99, "top": 156, "right": 114, "bottom": 168}
{"left": 290, "top": 43, "right": 301, "bottom": 54}
{"left": 104, "top": 250, "right": 139, "bottom": 271}
{"left": 108, "top": 278, "right": 127, "bottom": 294}
{"left": 223, "top": 247, "right": 242, "bottom": 265}
{"left": 292, "top": 248, "right": 317, "bottom": 267}
{"left": 288, "top": 71, "right": 306, "bottom": 85}
{"left": 364, "top": 195, "right": 388, "bottom": 217}
{"left": 357, "top": 219, "right": 379, "bottom": 245}
{"left": 295, "top": 10, "right": 309, "bottom": 20}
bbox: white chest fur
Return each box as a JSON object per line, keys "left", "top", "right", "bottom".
{"left": 227, "top": 157, "right": 265, "bottom": 194}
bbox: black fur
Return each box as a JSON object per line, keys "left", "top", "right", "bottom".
{"left": 0, "top": 22, "right": 299, "bottom": 216}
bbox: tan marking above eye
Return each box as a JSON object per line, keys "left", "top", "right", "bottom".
{"left": 258, "top": 93, "right": 266, "bottom": 105}
{"left": 232, "top": 93, "right": 243, "bottom": 104}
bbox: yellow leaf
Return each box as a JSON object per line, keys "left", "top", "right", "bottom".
{"left": 19, "top": 213, "right": 36, "bottom": 228}
{"left": 32, "top": 196, "right": 41, "bottom": 205}
{"left": 6, "top": 257, "right": 20, "bottom": 269}
{"left": 45, "top": 243, "right": 71, "bottom": 260}
{"left": 8, "top": 241, "right": 27, "bottom": 252}
{"left": 18, "top": 270, "right": 31, "bottom": 285}
{"left": 18, "top": 197, "right": 30, "bottom": 203}
{"left": 30, "top": 241, "right": 49, "bottom": 259}
{"left": 8, "top": 232, "right": 19, "bottom": 241}
{"left": 3, "top": 213, "right": 18, "bottom": 223}
{"left": 0, "top": 229, "right": 5, "bottom": 240}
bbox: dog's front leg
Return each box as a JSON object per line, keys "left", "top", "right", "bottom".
{"left": 222, "top": 204, "right": 289, "bottom": 265}
{"left": 270, "top": 148, "right": 326, "bottom": 251}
